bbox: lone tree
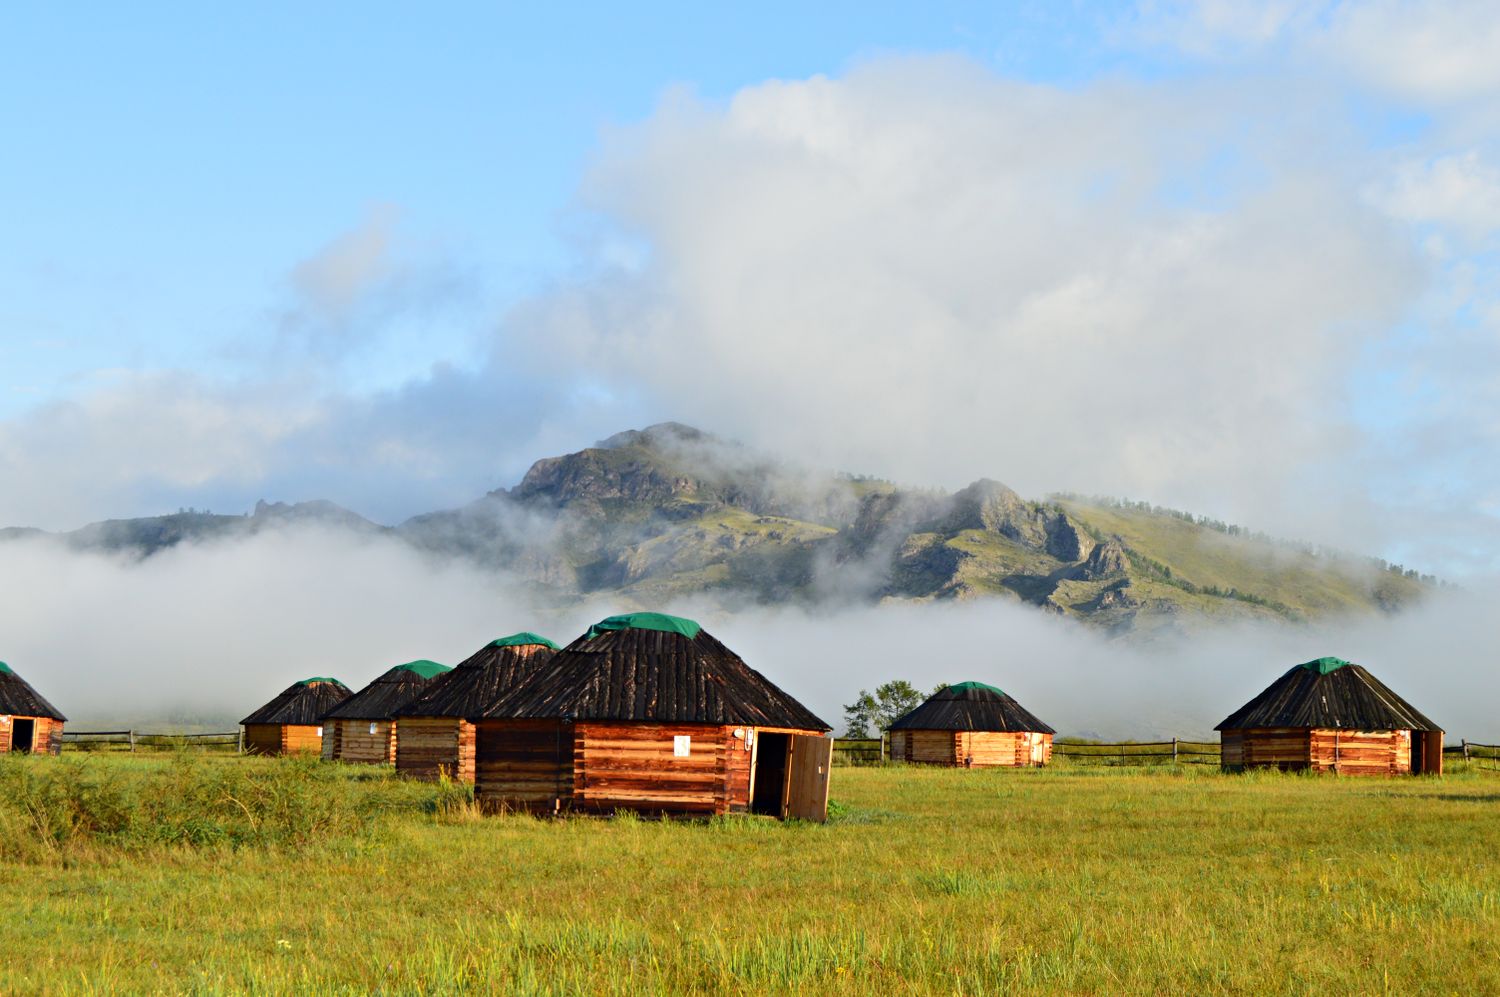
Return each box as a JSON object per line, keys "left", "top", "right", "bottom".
{"left": 842, "top": 680, "right": 926, "bottom": 737}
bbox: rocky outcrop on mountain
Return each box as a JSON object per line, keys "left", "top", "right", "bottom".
{"left": 1078, "top": 538, "right": 1129, "bottom": 579}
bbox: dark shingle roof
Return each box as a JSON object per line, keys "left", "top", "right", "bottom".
{"left": 890, "top": 681, "right": 1054, "bottom": 733}
{"left": 396, "top": 638, "right": 557, "bottom": 718}
{"left": 0, "top": 662, "right": 66, "bottom": 721}
{"left": 240, "top": 678, "right": 351, "bottom": 726}
{"left": 322, "top": 662, "right": 451, "bottom": 721}
{"left": 479, "top": 622, "right": 829, "bottom": 730}
{"left": 1216, "top": 658, "right": 1441, "bottom": 732}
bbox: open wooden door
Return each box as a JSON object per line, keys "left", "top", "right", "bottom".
{"left": 782, "top": 734, "right": 833, "bottom": 823}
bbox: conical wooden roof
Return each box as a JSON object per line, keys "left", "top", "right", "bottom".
{"left": 0, "top": 662, "right": 65, "bottom": 721}
{"left": 322, "top": 661, "right": 451, "bottom": 721}
{"left": 396, "top": 636, "right": 558, "bottom": 718}
{"left": 1215, "top": 657, "right": 1440, "bottom": 732}
{"left": 240, "top": 677, "right": 351, "bottom": 726}
{"left": 479, "top": 615, "right": 829, "bottom": 730}
{"left": 889, "top": 681, "right": 1054, "bottom": 733}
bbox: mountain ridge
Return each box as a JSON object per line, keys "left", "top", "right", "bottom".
{"left": 0, "top": 423, "right": 1430, "bottom": 636}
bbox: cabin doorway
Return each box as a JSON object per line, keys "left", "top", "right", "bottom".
{"left": 751, "top": 733, "right": 789, "bottom": 815}
{"left": 1411, "top": 730, "right": 1444, "bottom": 775}
{"left": 10, "top": 719, "right": 34, "bottom": 754}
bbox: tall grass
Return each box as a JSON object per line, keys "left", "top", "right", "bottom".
{"left": 0, "top": 751, "right": 466, "bottom": 860}
{"left": 0, "top": 756, "right": 1497, "bottom": 994}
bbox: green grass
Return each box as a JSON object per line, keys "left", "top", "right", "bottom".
{"left": 1058, "top": 499, "right": 1424, "bottom": 619}
{"left": 1, "top": 754, "right": 1497, "bottom": 994}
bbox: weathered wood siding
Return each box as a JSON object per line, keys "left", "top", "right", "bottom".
{"left": 572, "top": 722, "right": 731, "bottom": 815}
{"left": 909, "top": 730, "right": 959, "bottom": 765}
{"left": 475, "top": 719, "right": 572, "bottom": 812}
{"left": 1309, "top": 728, "right": 1410, "bottom": 775}
{"left": 1226, "top": 727, "right": 1423, "bottom": 776}
{"left": 0, "top": 715, "right": 63, "bottom": 755}
{"left": 955, "top": 731, "right": 1053, "bottom": 767}
{"left": 395, "top": 717, "right": 477, "bottom": 782}
{"left": 890, "top": 730, "right": 909, "bottom": 762}
{"left": 245, "top": 723, "right": 322, "bottom": 756}
{"left": 323, "top": 718, "right": 397, "bottom": 765}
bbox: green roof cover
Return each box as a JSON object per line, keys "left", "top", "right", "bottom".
{"left": 586, "top": 612, "right": 702, "bottom": 640}
{"left": 947, "top": 681, "right": 1004, "bottom": 696}
{"left": 393, "top": 660, "right": 451, "bottom": 679}
{"left": 491, "top": 632, "right": 560, "bottom": 650}
{"left": 1298, "top": 657, "right": 1352, "bottom": 676}
{"left": 0, "top": 662, "right": 11, "bottom": 675}
{"left": 298, "top": 676, "right": 340, "bottom": 686}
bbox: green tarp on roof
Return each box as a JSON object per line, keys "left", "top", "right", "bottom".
{"left": 393, "top": 660, "right": 450, "bottom": 679}
{"left": 298, "top": 676, "right": 340, "bottom": 686}
{"left": 586, "top": 612, "right": 702, "bottom": 640}
{"left": 491, "top": 632, "right": 560, "bottom": 650}
{"left": 1298, "top": 656, "right": 1352, "bottom": 675}
{"left": 0, "top": 662, "right": 11, "bottom": 675}
{"left": 947, "top": 680, "right": 1004, "bottom": 696}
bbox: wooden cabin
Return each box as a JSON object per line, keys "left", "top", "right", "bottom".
{"left": 321, "top": 660, "right": 451, "bottom": 765}
{"left": 239, "top": 677, "right": 351, "bottom": 756}
{"left": 889, "top": 681, "right": 1055, "bottom": 767}
{"left": 475, "top": 612, "right": 834, "bottom": 821}
{"left": 0, "top": 661, "right": 66, "bottom": 755}
{"left": 394, "top": 633, "right": 558, "bottom": 783}
{"left": 1217, "top": 657, "right": 1444, "bottom": 775}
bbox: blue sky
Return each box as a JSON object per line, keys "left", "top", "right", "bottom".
{"left": 4, "top": 1, "right": 1500, "bottom": 577}
{"left": 2, "top": 3, "right": 1119, "bottom": 406}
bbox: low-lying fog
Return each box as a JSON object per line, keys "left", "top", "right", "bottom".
{"left": 2, "top": 526, "right": 1493, "bottom": 741}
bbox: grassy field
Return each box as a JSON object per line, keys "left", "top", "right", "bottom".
{"left": 0, "top": 753, "right": 1497, "bottom": 995}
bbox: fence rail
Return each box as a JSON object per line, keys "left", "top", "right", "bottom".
{"left": 61, "top": 730, "right": 243, "bottom": 752}
{"left": 833, "top": 737, "right": 885, "bottom": 766}
{"left": 1053, "top": 739, "right": 1222, "bottom": 765}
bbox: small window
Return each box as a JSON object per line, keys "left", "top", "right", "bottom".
{"left": 315, "top": 726, "right": 323, "bottom": 737}
{"left": 673, "top": 735, "right": 691, "bottom": 757}
{"left": 369, "top": 722, "right": 378, "bottom": 736}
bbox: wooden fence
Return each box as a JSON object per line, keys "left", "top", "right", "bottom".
{"left": 832, "top": 737, "right": 886, "bottom": 766}
{"left": 61, "top": 730, "right": 244, "bottom": 752}
{"left": 1452, "top": 741, "right": 1500, "bottom": 769}
{"left": 1053, "top": 739, "right": 1221, "bottom": 765}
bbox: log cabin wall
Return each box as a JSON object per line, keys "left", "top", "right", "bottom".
{"left": 955, "top": 731, "right": 1053, "bottom": 767}
{"left": 1308, "top": 728, "right": 1410, "bottom": 775}
{"left": 40, "top": 717, "right": 64, "bottom": 755}
{"left": 475, "top": 719, "right": 572, "bottom": 812}
{"left": 281, "top": 724, "right": 323, "bottom": 755}
{"left": 1235, "top": 727, "right": 1313, "bottom": 770}
{"left": 572, "top": 722, "right": 732, "bottom": 816}
{"left": 395, "top": 717, "right": 466, "bottom": 782}
{"left": 1220, "top": 730, "right": 1244, "bottom": 768}
{"left": 243, "top": 724, "right": 283, "bottom": 755}
{"left": 908, "top": 730, "right": 960, "bottom": 765}
{"left": 889, "top": 730, "right": 909, "bottom": 762}
{"left": 326, "top": 719, "right": 396, "bottom": 764}
{"left": 0, "top": 716, "right": 63, "bottom": 755}
{"left": 1227, "top": 727, "right": 1421, "bottom": 775}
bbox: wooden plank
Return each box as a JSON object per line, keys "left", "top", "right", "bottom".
{"left": 785, "top": 734, "right": 832, "bottom": 822}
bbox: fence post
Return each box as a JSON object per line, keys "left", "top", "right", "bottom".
{"left": 128, "top": 729, "right": 136, "bottom": 752}
{"left": 237, "top": 728, "right": 245, "bottom": 754}
{"left": 1463, "top": 739, "right": 1471, "bottom": 762}
{"left": 1172, "top": 738, "right": 1179, "bottom": 764}
{"left": 881, "top": 731, "right": 888, "bottom": 764}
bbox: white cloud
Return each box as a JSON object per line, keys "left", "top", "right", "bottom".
{"left": 1376, "top": 151, "right": 1500, "bottom": 239}
{"left": 1326, "top": 0, "right": 1500, "bottom": 104}
{"left": 527, "top": 57, "right": 1419, "bottom": 546}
